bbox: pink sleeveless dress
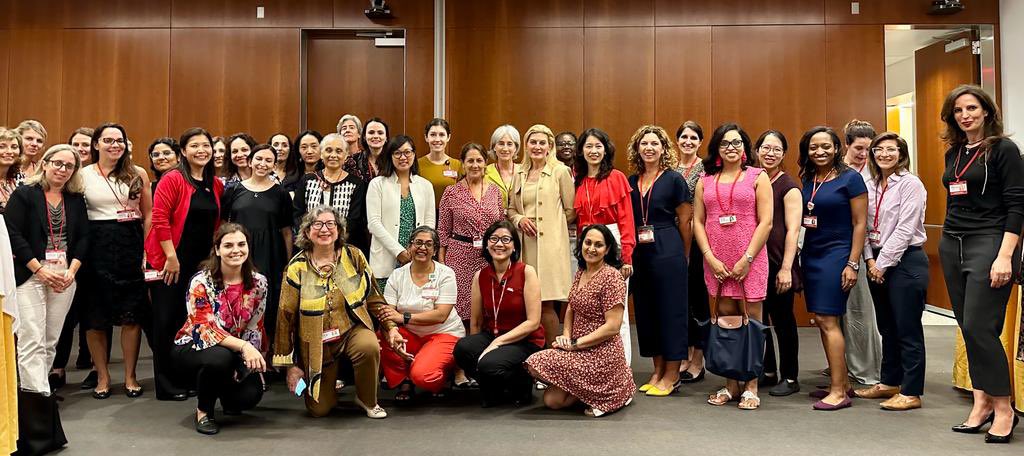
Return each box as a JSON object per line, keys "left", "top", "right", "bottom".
{"left": 702, "top": 166, "right": 769, "bottom": 301}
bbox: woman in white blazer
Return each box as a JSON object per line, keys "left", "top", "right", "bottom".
{"left": 367, "top": 135, "right": 436, "bottom": 289}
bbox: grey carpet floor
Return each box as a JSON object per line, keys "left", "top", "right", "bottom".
{"left": 49, "top": 323, "right": 1022, "bottom": 455}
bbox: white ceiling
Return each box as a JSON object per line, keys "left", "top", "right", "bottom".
{"left": 884, "top": 29, "right": 967, "bottom": 66}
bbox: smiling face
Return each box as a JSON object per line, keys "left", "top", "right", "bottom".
{"left": 212, "top": 140, "right": 226, "bottom": 169}
{"left": 526, "top": 132, "right": 551, "bottom": 163}
{"left": 463, "top": 148, "right": 486, "bottom": 180}
{"left": 872, "top": 139, "right": 901, "bottom": 174}
{"left": 22, "top": 129, "right": 45, "bottom": 161}
{"left": 638, "top": 133, "right": 664, "bottom": 169}
{"left": 494, "top": 134, "right": 518, "bottom": 163}
{"left": 425, "top": 125, "right": 450, "bottom": 154}
{"left": 581, "top": 134, "right": 605, "bottom": 168}
{"left": 95, "top": 127, "right": 125, "bottom": 164}
{"left": 718, "top": 130, "right": 744, "bottom": 166}
{"left": 410, "top": 231, "right": 436, "bottom": 264}
{"left": 364, "top": 121, "right": 387, "bottom": 152}
{"left": 44, "top": 149, "right": 77, "bottom": 188}
{"left": 756, "top": 134, "right": 785, "bottom": 172}
{"left": 845, "top": 137, "right": 870, "bottom": 168}
{"left": 298, "top": 135, "right": 319, "bottom": 165}
{"left": 150, "top": 144, "right": 179, "bottom": 174}
{"left": 340, "top": 119, "right": 360, "bottom": 145}
{"left": 677, "top": 128, "right": 702, "bottom": 158}
{"left": 229, "top": 138, "right": 251, "bottom": 169}
{"left": 70, "top": 133, "right": 92, "bottom": 164}
{"left": 321, "top": 136, "right": 348, "bottom": 171}
{"left": 555, "top": 134, "right": 576, "bottom": 163}
{"left": 270, "top": 134, "right": 291, "bottom": 160}
{"left": 0, "top": 139, "right": 21, "bottom": 169}
{"left": 392, "top": 141, "right": 415, "bottom": 172}
{"left": 580, "top": 228, "right": 608, "bottom": 268}
{"left": 308, "top": 211, "right": 339, "bottom": 248}
{"left": 216, "top": 231, "right": 249, "bottom": 269}
{"left": 808, "top": 132, "right": 837, "bottom": 170}
{"left": 954, "top": 93, "right": 988, "bottom": 138}
{"left": 249, "top": 148, "right": 276, "bottom": 178}
{"left": 183, "top": 134, "right": 212, "bottom": 169}
{"left": 486, "top": 227, "right": 515, "bottom": 262}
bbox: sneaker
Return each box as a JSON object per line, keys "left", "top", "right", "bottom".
{"left": 768, "top": 379, "right": 800, "bottom": 397}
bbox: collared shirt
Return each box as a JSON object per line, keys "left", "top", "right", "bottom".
{"left": 863, "top": 170, "right": 927, "bottom": 272}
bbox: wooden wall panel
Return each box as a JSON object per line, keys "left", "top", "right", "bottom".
{"left": 304, "top": 35, "right": 405, "bottom": 136}
{"left": 446, "top": 27, "right": 584, "bottom": 156}
{"left": 404, "top": 28, "right": 434, "bottom": 149}
{"left": 446, "top": 0, "right": 583, "bottom": 28}
{"left": 654, "top": 27, "right": 712, "bottom": 146}
{"left": 711, "top": 25, "right": 827, "bottom": 175}
{"left": 169, "top": 28, "right": 300, "bottom": 141}
{"left": 171, "top": 0, "right": 332, "bottom": 28}
{"left": 655, "top": 0, "right": 824, "bottom": 26}
{"left": 824, "top": 0, "right": 999, "bottom": 24}
{"left": 0, "top": 30, "right": 9, "bottom": 126}
{"left": 584, "top": 0, "right": 653, "bottom": 27}
{"left": 824, "top": 25, "right": 886, "bottom": 132}
{"left": 64, "top": 0, "right": 171, "bottom": 28}
{"left": 6, "top": 29, "right": 63, "bottom": 139}
{"left": 2, "top": 1, "right": 66, "bottom": 28}
{"left": 584, "top": 27, "right": 655, "bottom": 169}
{"left": 60, "top": 29, "right": 170, "bottom": 163}
{"left": 332, "top": 0, "right": 433, "bottom": 28}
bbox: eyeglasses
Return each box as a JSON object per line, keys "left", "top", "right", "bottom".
{"left": 488, "top": 235, "right": 514, "bottom": 245}
{"left": 871, "top": 146, "right": 900, "bottom": 154}
{"left": 100, "top": 138, "right": 126, "bottom": 146}
{"left": 46, "top": 160, "right": 75, "bottom": 171}
{"left": 718, "top": 139, "right": 744, "bottom": 150}
{"left": 393, "top": 150, "right": 415, "bottom": 158}
{"left": 411, "top": 240, "right": 435, "bottom": 249}
{"left": 759, "top": 145, "right": 784, "bottom": 154}
{"left": 311, "top": 220, "right": 337, "bottom": 231}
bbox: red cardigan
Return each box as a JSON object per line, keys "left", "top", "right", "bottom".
{"left": 144, "top": 169, "right": 223, "bottom": 270}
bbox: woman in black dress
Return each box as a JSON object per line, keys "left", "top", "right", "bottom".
{"left": 221, "top": 144, "right": 293, "bottom": 356}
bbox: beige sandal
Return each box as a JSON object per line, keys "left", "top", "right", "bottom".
{"left": 707, "top": 388, "right": 734, "bottom": 406}
{"left": 738, "top": 391, "right": 761, "bottom": 410}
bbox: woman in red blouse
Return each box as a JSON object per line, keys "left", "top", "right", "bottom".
{"left": 572, "top": 128, "right": 635, "bottom": 364}
{"left": 171, "top": 223, "right": 267, "bottom": 435}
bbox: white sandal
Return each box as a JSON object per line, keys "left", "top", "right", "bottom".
{"left": 738, "top": 391, "right": 761, "bottom": 410}
{"left": 708, "top": 388, "right": 733, "bottom": 406}
{"left": 354, "top": 397, "right": 388, "bottom": 419}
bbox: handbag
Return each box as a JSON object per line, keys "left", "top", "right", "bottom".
{"left": 702, "top": 280, "right": 768, "bottom": 382}
{"left": 15, "top": 390, "right": 67, "bottom": 456}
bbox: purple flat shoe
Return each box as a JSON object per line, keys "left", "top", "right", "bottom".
{"left": 813, "top": 398, "right": 852, "bottom": 411}
{"left": 809, "top": 388, "right": 854, "bottom": 399}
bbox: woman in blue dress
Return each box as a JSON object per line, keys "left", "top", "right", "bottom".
{"left": 798, "top": 126, "right": 867, "bottom": 411}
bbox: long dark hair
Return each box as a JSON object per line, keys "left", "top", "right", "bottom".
{"left": 378, "top": 135, "right": 419, "bottom": 177}
{"left": 703, "top": 122, "right": 754, "bottom": 175}
{"left": 797, "top": 126, "right": 846, "bottom": 181}
{"left": 177, "top": 127, "right": 217, "bottom": 188}
{"left": 359, "top": 117, "right": 390, "bottom": 154}
{"left": 201, "top": 223, "right": 256, "bottom": 291}
{"left": 225, "top": 132, "right": 256, "bottom": 178}
{"left": 147, "top": 137, "right": 180, "bottom": 178}
{"left": 940, "top": 84, "right": 1006, "bottom": 151}
{"left": 481, "top": 220, "right": 521, "bottom": 265}
{"left": 90, "top": 123, "right": 140, "bottom": 190}
{"left": 289, "top": 130, "right": 320, "bottom": 173}
{"left": 574, "top": 128, "right": 616, "bottom": 187}
{"left": 575, "top": 224, "right": 622, "bottom": 269}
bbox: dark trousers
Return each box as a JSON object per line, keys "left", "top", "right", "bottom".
{"left": 762, "top": 263, "right": 800, "bottom": 381}
{"left": 939, "top": 232, "right": 1017, "bottom": 396}
{"left": 867, "top": 247, "right": 928, "bottom": 396}
{"left": 150, "top": 278, "right": 191, "bottom": 398}
{"left": 171, "top": 345, "right": 263, "bottom": 413}
{"left": 454, "top": 332, "right": 540, "bottom": 404}
{"left": 688, "top": 239, "right": 709, "bottom": 350}
{"left": 52, "top": 293, "right": 111, "bottom": 371}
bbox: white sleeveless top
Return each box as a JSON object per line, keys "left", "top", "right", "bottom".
{"left": 81, "top": 165, "right": 142, "bottom": 221}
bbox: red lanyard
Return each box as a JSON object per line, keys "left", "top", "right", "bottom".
{"left": 681, "top": 157, "right": 699, "bottom": 180}
{"left": 872, "top": 180, "right": 888, "bottom": 231}
{"left": 807, "top": 169, "right": 835, "bottom": 211}
{"left": 769, "top": 169, "right": 784, "bottom": 184}
{"left": 97, "top": 165, "right": 129, "bottom": 210}
{"left": 714, "top": 170, "right": 741, "bottom": 215}
{"left": 46, "top": 196, "right": 66, "bottom": 250}
{"left": 952, "top": 146, "right": 984, "bottom": 180}
{"left": 639, "top": 171, "right": 663, "bottom": 226}
{"left": 490, "top": 272, "right": 509, "bottom": 336}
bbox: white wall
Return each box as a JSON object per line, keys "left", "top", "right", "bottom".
{"left": 886, "top": 57, "right": 916, "bottom": 100}
{"left": 1003, "top": 0, "right": 1024, "bottom": 147}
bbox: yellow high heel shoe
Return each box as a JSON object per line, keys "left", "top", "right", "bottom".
{"left": 638, "top": 383, "right": 654, "bottom": 392}
{"left": 645, "top": 380, "right": 682, "bottom": 397}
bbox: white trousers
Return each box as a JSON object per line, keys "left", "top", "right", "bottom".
{"left": 16, "top": 274, "right": 76, "bottom": 393}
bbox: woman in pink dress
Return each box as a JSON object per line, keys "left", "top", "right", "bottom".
{"left": 693, "top": 123, "right": 773, "bottom": 410}
{"left": 526, "top": 224, "right": 634, "bottom": 417}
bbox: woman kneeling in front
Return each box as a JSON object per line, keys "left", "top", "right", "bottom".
{"left": 171, "top": 223, "right": 268, "bottom": 435}
{"left": 376, "top": 226, "right": 465, "bottom": 402}
{"left": 273, "top": 206, "right": 405, "bottom": 418}
{"left": 526, "top": 224, "right": 635, "bottom": 417}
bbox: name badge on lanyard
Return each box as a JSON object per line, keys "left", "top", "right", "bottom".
{"left": 637, "top": 225, "right": 655, "bottom": 244}
{"left": 472, "top": 236, "right": 483, "bottom": 249}
{"left": 718, "top": 214, "right": 737, "bottom": 226}
{"left": 45, "top": 249, "right": 67, "bottom": 268}
{"left": 144, "top": 269, "right": 163, "bottom": 282}
{"left": 949, "top": 180, "right": 968, "bottom": 196}
{"left": 117, "top": 209, "right": 140, "bottom": 222}
{"left": 868, "top": 230, "right": 882, "bottom": 244}
{"left": 802, "top": 216, "right": 818, "bottom": 229}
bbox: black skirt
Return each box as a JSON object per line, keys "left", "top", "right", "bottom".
{"left": 83, "top": 220, "right": 149, "bottom": 329}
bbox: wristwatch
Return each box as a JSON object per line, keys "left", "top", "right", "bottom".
{"left": 846, "top": 261, "right": 860, "bottom": 271}
{"left": 744, "top": 253, "right": 755, "bottom": 264}
{"left": 403, "top": 312, "right": 412, "bottom": 325}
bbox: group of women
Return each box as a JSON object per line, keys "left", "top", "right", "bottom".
{"left": 0, "top": 84, "right": 1021, "bottom": 447}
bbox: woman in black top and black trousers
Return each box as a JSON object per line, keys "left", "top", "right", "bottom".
{"left": 939, "top": 85, "right": 1023, "bottom": 443}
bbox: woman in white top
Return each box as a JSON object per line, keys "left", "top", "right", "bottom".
{"left": 376, "top": 226, "right": 464, "bottom": 402}
{"left": 79, "top": 123, "right": 153, "bottom": 399}
{"left": 366, "top": 135, "right": 436, "bottom": 289}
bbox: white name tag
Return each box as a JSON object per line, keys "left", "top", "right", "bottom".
{"left": 322, "top": 328, "right": 341, "bottom": 343}
{"left": 949, "top": 180, "right": 968, "bottom": 196}
{"left": 45, "top": 249, "right": 67, "bottom": 267}
{"left": 802, "top": 216, "right": 818, "bottom": 229}
{"left": 718, "top": 214, "right": 737, "bottom": 226}
{"left": 117, "top": 209, "right": 140, "bottom": 222}
{"left": 442, "top": 169, "right": 458, "bottom": 178}
{"left": 868, "top": 230, "right": 882, "bottom": 243}
{"left": 472, "top": 238, "right": 483, "bottom": 249}
{"left": 637, "top": 226, "right": 655, "bottom": 244}
{"left": 143, "top": 269, "right": 163, "bottom": 282}
{"left": 422, "top": 287, "right": 439, "bottom": 300}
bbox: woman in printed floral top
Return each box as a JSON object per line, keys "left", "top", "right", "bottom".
{"left": 171, "top": 223, "right": 268, "bottom": 435}
{"left": 0, "top": 127, "right": 24, "bottom": 212}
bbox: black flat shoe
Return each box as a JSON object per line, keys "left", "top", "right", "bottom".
{"left": 125, "top": 386, "right": 143, "bottom": 398}
{"left": 952, "top": 412, "right": 995, "bottom": 434}
{"left": 48, "top": 372, "right": 66, "bottom": 390}
{"left": 157, "top": 392, "right": 189, "bottom": 401}
{"left": 187, "top": 389, "right": 198, "bottom": 398}
{"left": 80, "top": 371, "right": 98, "bottom": 390}
{"left": 195, "top": 415, "right": 220, "bottom": 435}
{"left": 768, "top": 379, "right": 801, "bottom": 397}
{"left": 92, "top": 389, "right": 111, "bottom": 400}
{"left": 985, "top": 414, "right": 1019, "bottom": 444}
{"left": 759, "top": 372, "right": 779, "bottom": 387}
{"left": 679, "top": 368, "right": 705, "bottom": 384}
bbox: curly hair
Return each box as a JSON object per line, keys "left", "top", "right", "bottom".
{"left": 627, "top": 125, "right": 677, "bottom": 174}
{"left": 294, "top": 206, "right": 349, "bottom": 252}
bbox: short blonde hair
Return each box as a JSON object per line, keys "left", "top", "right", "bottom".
{"left": 16, "top": 119, "right": 47, "bottom": 140}
{"left": 23, "top": 144, "right": 84, "bottom": 193}
{"left": 336, "top": 114, "right": 363, "bottom": 136}
{"left": 519, "top": 124, "right": 557, "bottom": 172}
{"left": 627, "top": 125, "right": 678, "bottom": 174}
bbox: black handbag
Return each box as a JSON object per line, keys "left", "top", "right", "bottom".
{"left": 15, "top": 390, "right": 67, "bottom": 456}
{"left": 702, "top": 281, "right": 768, "bottom": 382}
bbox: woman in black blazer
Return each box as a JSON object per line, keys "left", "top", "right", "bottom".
{"left": 5, "top": 144, "right": 89, "bottom": 394}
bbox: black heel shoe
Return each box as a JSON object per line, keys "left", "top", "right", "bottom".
{"left": 679, "top": 368, "right": 705, "bottom": 384}
{"left": 952, "top": 412, "right": 995, "bottom": 434}
{"left": 985, "top": 414, "right": 1020, "bottom": 444}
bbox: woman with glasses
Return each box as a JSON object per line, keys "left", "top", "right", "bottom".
{"left": 367, "top": 136, "right": 436, "bottom": 290}
{"left": 147, "top": 137, "right": 181, "bottom": 194}
{"left": 485, "top": 125, "right": 521, "bottom": 208}
{"left": 293, "top": 133, "right": 369, "bottom": 254}
{"left": 376, "top": 226, "right": 464, "bottom": 402}
{"left": 454, "top": 220, "right": 544, "bottom": 407}
{"left": 145, "top": 128, "right": 224, "bottom": 401}
{"left": 673, "top": 120, "right": 708, "bottom": 383}
{"left": 78, "top": 123, "right": 153, "bottom": 399}
{"left": 418, "top": 118, "right": 461, "bottom": 208}
{"left": 6, "top": 144, "right": 89, "bottom": 394}
{"left": 798, "top": 126, "right": 867, "bottom": 411}
{"left": 345, "top": 117, "right": 389, "bottom": 184}
{"left": 852, "top": 132, "right": 928, "bottom": 411}
{"left": 555, "top": 131, "right": 577, "bottom": 170}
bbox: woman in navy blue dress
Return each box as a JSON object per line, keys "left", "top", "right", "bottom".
{"left": 627, "top": 125, "right": 692, "bottom": 397}
{"left": 798, "top": 126, "right": 867, "bottom": 411}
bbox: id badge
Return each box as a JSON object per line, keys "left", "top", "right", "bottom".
{"left": 638, "top": 225, "right": 655, "bottom": 244}
{"left": 802, "top": 216, "right": 818, "bottom": 229}
{"left": 718, "top": 214, "right": 737, "bottom": 226}
{"left": 322, "top": 328, "right": 341, "bottom": 343}
{"left": 442, "top": 169, "right": 458, "bottom": 178}
{"left": 117, "top": 209, "right": 140, "bottom": 222}
{"left": 422, "top": 287, "right": 440, "bottom": 300}
{"left": 45, "top": 249, "right": 67, "bottom": 267}
{"left": 868, "top": 230, "right": 882, "bottom": 244}
{"left": 949, "top": 180, "right": 968, "bottom": 196}
{"left": 143, "top": 269, "right": 164, "bottom": 282}
{"left": 472, "top": 237, "right": 483, "bottom": 249}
